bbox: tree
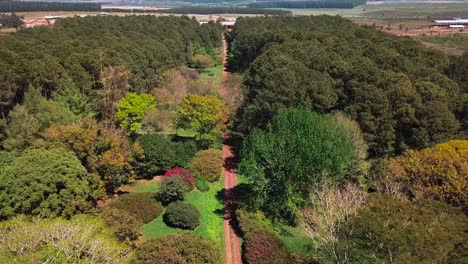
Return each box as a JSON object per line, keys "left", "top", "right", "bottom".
{"left": 101, "top": 207, "right": 142, "bottom": 245}
{"left": 341, "top": 194, "right": 467, "bottom": 264}
{"left": 163, "top": 201, "right": 200, "bottom": 230}
{"left": 0, "top": 148, "right": 102, "bottom": 219}
{"left": 0, "top": 215, "right": 130, "bottom": 263}
{"left": 41, "top": 119, "right": 134, "bottom": 191}
{"left": 238, "top": 108, "right": 354, "bottom": 223}
{"left": 192, "top": 54, "right": 213, "bottom": 71}
{"left": 98, "top": 66, "right": 130, "bottom": 122}
{"left": 134, "top": 233, "right": 220, "bottom": 264}
{"left": 137, "top": 133, "right": 176, "bottom": 177}
{"left": 187, "top": 149, "right": 224, "bottom": 182}
{"left": 2, "top": 86, "right": 74, "bottom": 151}
{"left": 176, "top": 94, "right": 229, "bottom": 146}
{"left": 243, "top": 229, "right": 290, "bottom": 264}
{"left": 159, "top": 176, "right": 188, "bottom": 205}
{"left": 53, "top": 74, "right": 96, "bottom": 118}
{"left": 108, "top": 192, "right": 163, "bottom": 223}
{"left": 384, "top": 140, "right": 468, "bottom": 207}
{"left": 115, "top": 92, "right": 156, "bottom": 134}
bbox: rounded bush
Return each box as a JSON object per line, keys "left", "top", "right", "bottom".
{"left": 109, "top": 192, "right": 163, "bottom": 223}
{"left": 101, "top": 207, "right": 142, "bottom": 244}
{"left": 163, "top": 201, "right": 200, "bottom": 230}
{"left": 195, "top": 177, "right": 210, "bottom": 192}
{"left": 159, "top": 176, "right": 188, "bottom": 204}
{"left": 188, "top": 149, "right": 224, "bottom": 182}
{"left": 164, "top": 167, "right": 194, "bottom": 191}
{"left": 134, "top": 233, "right": 220, "bottom": 264}
{"left": 243, "top": 229, "right": 290, "bottom": 264}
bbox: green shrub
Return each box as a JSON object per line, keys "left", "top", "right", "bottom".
{"left": 236, "top": 209, "right": 271, "bottom": 236}
{"left": 158, "top": 176, "right": 188, "bottom": 205}
{"left": 243, "top": 229, "right": 290, "bottom": 264}
{"left": 109, "top": 192, "right": 163, "bottom": 223}
{"left": 195, "top": 177, "right": 210, "bottom": 192}
{"left": 163, "top": 201, "right": 200, "bottom": 230}
{"left": 134, "top": 233, "right": 220, "bottom": 264}
{"left": 101, "top": 207, "right": 142, "bottom": 245}
{"left": 137, "top": 134, "right": 176, "bottom": 177}
{"left": 173, "top": 139, "right": 198, "bottom": 167}
{"left": 188, "top": 149, "right": 224, "bottom": 182}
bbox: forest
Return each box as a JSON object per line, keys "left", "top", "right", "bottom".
{"left": 0, "top": 1, "right": 101, "bottom": 12}
{"left": 0, "top": 12, "right": 467, "bottom": 264}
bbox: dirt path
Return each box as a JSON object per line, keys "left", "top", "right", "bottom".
{"left": 221, "top": 36, "right": 242, "bottom": 264}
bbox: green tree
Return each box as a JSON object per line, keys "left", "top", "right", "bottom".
{"left": 115, "top": 92, "right": 156, "bottom": 134}
{"left": 159, "top": 176, "right": 188, "bottom": 205}
{"left": 176, "top": 94, "right": 229, "bottom": 146}
{"left": 53, "top": 74, "right": 96, "bottom": 118}
{"left": 137, "top": 133, "right": 176, "bottom": 177}
{"left": 238, "top": 108, "right": 354, "bottom": 223}
{"left": 0, "top": 148, "right": 102, "bottom": 219}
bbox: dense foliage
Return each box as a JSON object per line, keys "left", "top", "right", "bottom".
{"left": 134, "top": 233, "right": 220, "bottom": 264}
{"left": 195, "top": 177, "right": 210, "bottom": 192}
{"left": 164, "top": 167, "right": 195, "bottom": 191}
{"left": 0, "top": 13, "right": 23, "bottom": 28}
{"left": 0, "top": 1, "right": 101, "bottom": 12}
{"left": 247, "top": 0, "right": 365, "bottom": 9}
{"left": 101, "top": 207, "right": 142, "bottom": 245}
{"left": 188, "top": 149, "right": 224, "bottom": 182}
{"left": 229, "top": 16, "right": 464, "bottom": 157}
{"left": 239, "top": 108, "right": 354, "bottom": 223}
{"left": 0, "top": 15, "right": 223, "bottom": 116}
{"left": 108, "top": 192, "right": 163, "bottom": 223}
{"left": 163, "top": 201, "right": 200, "bottom": 230}
{"left": 0, "top": 215, "right": 130, "bottom": 263}
{"left": 41, "top": 119, "right": 134, "bottom": 191}
{"left": 115, "top": 92, "right": 156, "bottom": 134}
{"left": 243, "top": 229, "right": 290, "bottom": 264}
{"left": 384, "top": 140, "right": 467, "bottom": 207}
{"left": 341, "top": 194, "right": 467, "bottom": 263}
{"left": 0, "top": 148, "right": 100, "bottom": 220}
{"left": 159, "top": 176, "right": 189, "bottom": 204}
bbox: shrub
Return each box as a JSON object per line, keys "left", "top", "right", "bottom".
{"left": 384, "top": 140, "right": 468, "bottom": 207}
{"left": 164, "top": 167, "right": 194, "bottom": 191}
{"left": 159, "top": 176, "right": 188, "bottom": 204}
{"left": 188, "top": 149, "right": 224, "bottom": 182}
{"left": 173, "top": 139, "right": 198, "bottom": 167}
{"left": 243, "top": 229, "right": 290, "bottom": 264}
{"left": 341, "top": 194, "right": 468, "bottom": 263}
{"left": 0, "top": 148, "right": 101, "bottom": 220}
{"left": 101, "top": 207, "right": 142, "bottom": 245}
{"left": 137, "top": 133, "right": 176, "bottom": 177}
{"left": 134, "top": 233, "right": 220, "bottom": 264}
{"left": 109, "top": 192, "right": 163, "bottom": 223}
{"left": 163, "top": 201, "right": 200, "bottom": 230}
{"left": 195, "top": 177, "right": 210, "bottom": 192}
{"left": 236, "top": 209, "right": 271, "bottom": 236}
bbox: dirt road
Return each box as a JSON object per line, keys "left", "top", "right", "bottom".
{"left": 221, "top": 36, "right": 242, "bottom": 264}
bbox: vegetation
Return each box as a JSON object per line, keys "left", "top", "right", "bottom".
{"left": 115, "top": 92, "right": 156, "bottom": 134}
{"left": 247, "top": 0, "right": 365, "bottom": 9}
{"left": 101, "top": 207, "right": 142, "bottom": 245}
{"left": 134, "top": 233, "right": 220, "bottom": 264}
{"left": 243, "top": 229, "right": 290, "bottom": 264}
{"left": 229, "top": 16, "right": 464, "bottom": 157}
{"left": 188, "top": 149, "right": 224, "bottom": 182}
{"left": 109, "top": 192, "right": 163, "bottom": 223}
{"left": 0, "top": 1, "right": 101, "bottom": 12}
{"left": 0, "top": 148, "right": 100, "bottom": 220}
{"left": 159, "top": 176, "right": 189, "bottom": 204}
{"left": 137, "top": 134, "right": 178, "bottom": 177}
{"left": 195, "top": 177, "right": 210, "bottom": 192}
{"left": 164, "top": 167, "right": 195, "bottom": 191}
{"left": 239, "top": 108, "right": 354, "bottom": 223}
{"left": 0, "top": 215, "right": 130, "bottom": 263}
{"left": 163, "top": 201, "right": 201, "bottom": 230}
{"left": 0, "top": 13, "right": 23, "bottom": 28}
{"left": 158, "top": 6, "right": 291, "bottom": 15}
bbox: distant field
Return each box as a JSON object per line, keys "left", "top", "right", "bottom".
{"left": 418, "top": 34, "right": 468, "bottom": 55}
{"left": 0, "top": 28, "right": 16, "bottom": 38}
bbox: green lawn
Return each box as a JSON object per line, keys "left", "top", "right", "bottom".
{"left": 141, "top": 179, "right": 225, "bottom": 255}
{"left": 199, "top": 65, "right": 223, "bottom": 87}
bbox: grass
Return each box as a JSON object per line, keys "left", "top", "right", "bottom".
{"left": 418, "top": 33, "right": 468, "bottom": 55}
{"left": 140, "top": 178, "right": 225, "bottom": 257}
{"left": 199, "top": 64, "right": 223, "bottom": 86}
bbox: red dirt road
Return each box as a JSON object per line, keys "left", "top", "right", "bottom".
{"left": 221, "top": 36, "right": 242, "bottom": 264}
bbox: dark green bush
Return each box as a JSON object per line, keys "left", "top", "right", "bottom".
{"left": 101, "top": 207, "right": 142, "bottom": 245}
{"left": 243, "top": 229, "right": 290, "bottom": 264}
{"left": 163, "top": 201, "right": 200, "bottom": 230}
{"left": 173, "top": 139, "right": 198, "bottom": 167}
{"left": 109, "top": 192, "right": 163, "bottom": 223}
{"left": 137, "top": 134, "right": 176, "bottom": 177}
{"left": 195, "top": 177, "right": 210, "bottom": 192}
{"left": 188, "top": 149, "right": 224, "bottom": 182}
{"left": 158, "top": 176, "right": 188, "bottom": 205}
{"left": 134, "top": 233, "right": 220, "bottom": 264}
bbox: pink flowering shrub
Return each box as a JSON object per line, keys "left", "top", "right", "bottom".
{"left": 164, "top": 167, "right": 195, "bottom": 190}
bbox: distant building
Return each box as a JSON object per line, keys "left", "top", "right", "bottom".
{"left": 221, "top": 21, "right": 235, "bottom": 29}
{"left": 433, "top": 18, "right": 468, "bottom": 28}
{"left": 99, "top": 12, "right": 109, "bottom": 17}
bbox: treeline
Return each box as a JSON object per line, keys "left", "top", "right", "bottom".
{"left": 247, "top": 0, "right": 365, "bottom": 9}
{"left": 0, "top": 1, "right": 101, "bottom": 12}
{"left": 0, "top": 13, "right": 22, "bottom": 28}
{"left": 158, "top": 6, "right": 291, "bottom": 15}
{"left": 228, "top": 16, "right": 467, "bottom": 157}
{"left": 0, "top": 15, "right": 223, "bottom": 116}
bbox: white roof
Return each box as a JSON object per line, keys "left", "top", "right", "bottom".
{"left": 221, "top": 21, "right": 235, "bottom": 26}
{"left": 434, "top": 19, "right": 468, "bottom": 24}
{"left": 449, "top": 25, "right": 465, "bottom": 28}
